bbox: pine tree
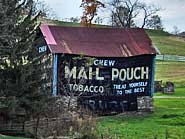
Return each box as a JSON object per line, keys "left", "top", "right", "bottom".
{"left": 0, "top": 0, "right": 50, "bottom": 131}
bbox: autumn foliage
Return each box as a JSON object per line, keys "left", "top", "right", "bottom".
{"left": 80, "top": 0, "right": 105, "bottom": 27}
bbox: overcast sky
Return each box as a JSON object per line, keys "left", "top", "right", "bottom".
{"left": 43, "top": 0, "right": 185, "bottom": 33}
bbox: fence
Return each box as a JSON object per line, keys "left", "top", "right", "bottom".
{"left": 156, "top": 55, "right": 185, "bottom": 62}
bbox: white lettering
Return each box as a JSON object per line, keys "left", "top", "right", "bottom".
{"left": 119, "top": 69, "right": 127, "bottom": 81}
{"left": 84, "top": 86, "right": 89, "bottom": 92}
{"left": 94, "top": 60, "right": 99, "bottom": 66}
{"left": 127, "top": 68, "right": 134, "bottom": 80}
{"left": 104, "top": 60, "right": 108, "bottom": 66}
{"left": 112, "top": 67, "right": 149, "bottom": 81}
{"left": 141, "top": 67, "right": 149, "bottom": 79}
{"left": 78, "top": 67, "right": 88, "bottom": 79}
{"left": 79, "top": 85, "right": 83, "bottom": 91}
{"left": 96, "top": 68, "right": 104, "bottom": 80}
{"left": 93, "top": 59, "right": 116, "bottom": 67}
{"left": 112, "top": 68, "right": 119, "bottom": 80}
{"left": 89, "top": 67, "right": 93, "bottom": 80}
{"left": 134, "top": 67, "right": 141, "bottom": 80}
{"left": 109, "top": 60, "right": 116, "bottom": 66}
{"left": 68, "top": 84, "right": 104, "bottom": 93}
{"left": 65, "top": 66, "right": 149, "bottom": 81}
{"left": 89, "top": 86, "right": 94, "bottom": 92}
{"left": 65, "top": 66, "right": 76, "bottom": 79}
{"left": 99, "top": 86, "right": 104, "bottom": 93}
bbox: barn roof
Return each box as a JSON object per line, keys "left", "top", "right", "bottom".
{"left": 40, "top": 24, "right": 158, "bottom": 57}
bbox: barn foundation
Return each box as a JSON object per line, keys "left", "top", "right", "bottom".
{"left": 137, "top": 96, "right": 154, "bottom": 112}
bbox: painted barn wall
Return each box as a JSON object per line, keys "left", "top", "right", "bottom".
{"left": 53, "top": 54, "right": 156, "bottom": 112}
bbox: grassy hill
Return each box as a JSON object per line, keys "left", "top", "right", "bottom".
{"left": 146, "top": 29, "right": 185, "bottom": 56}
{"left": 155, "top": 61, "right": 185, "bottom": 87}
{"left": 40, "top": 18, "right": 108, "bottom": 28}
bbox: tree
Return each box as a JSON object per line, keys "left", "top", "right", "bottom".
{"left": 80, "top": 0, "right": 105, "bottom": 27}
{"left": 108, "top": 0, "right": 161, "bottom": 28}
{"left": 140, "top": 4, "right": 161, "bottom": 28}
{"left": 69, "top": 16, "right": 80, "bottom": 23}
{"left": 110, "top": 5, "right": 128, "bottom": 27}
{"left": 34, "top": 0, "right": 58, "bottom": 19}
{"left": 173, "top": 25, "right": 180, "bottom": 35}
{"left": 109, "top": 0, "right": 141, "bottom": 28}
{"left": 146, "top": 15, "right": 163, "bottom": 30}
{"left": 94, "top": 16, "right": 103, "bottom": 24}
{"left": 0, "top": 0, "right": 50, "bottom": 138}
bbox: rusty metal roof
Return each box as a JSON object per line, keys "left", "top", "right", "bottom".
{"left": 40, "top": 24, "right": 158, "bottom": 57}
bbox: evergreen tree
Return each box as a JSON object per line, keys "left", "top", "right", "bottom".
{"left": 0, "top": 0, "right": 50, "bottom": 129}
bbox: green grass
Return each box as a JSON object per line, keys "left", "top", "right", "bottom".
{"left": 155, "top": 88, "right": 185, "bottom": 97}
{"left": 146, "top": 29, "right": 171, "bottom": 37}
{"left": 40, "top": 18, "right": 108, "bottom": 28}
{"left": 155, "top": 61, "right": 185, "bottom": 87}
{"left": 0, "top": 135, "right": 30, "bottom": 139}
{"left": 146, "top": 29, "right": 185, "bottom": 56}
{"left": 97, "top": 94, "right": 185, "bottom": 139}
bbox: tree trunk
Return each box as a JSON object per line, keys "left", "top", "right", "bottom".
{"left": 34, "top": 116, "right": 40, "bottom": 139}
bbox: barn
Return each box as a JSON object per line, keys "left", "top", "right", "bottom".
{"left": 39, "top": 24, "right": 158, "bottom": 113}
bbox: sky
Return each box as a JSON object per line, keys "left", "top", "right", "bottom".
{"left": 43, "top": 0, "right": 185, "bottom": 33}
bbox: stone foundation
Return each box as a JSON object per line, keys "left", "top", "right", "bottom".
{"left": 137, "top": 96, "right": 154, "bottom": 112}
{"left": 58, "top": 96, "right": 78, "bottom": 111}
{"left": 57, "top": 96, "right": 154, "bottom": 113}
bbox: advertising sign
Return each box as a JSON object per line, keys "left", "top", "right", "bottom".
{"left": 58, "top": 54, "right": 154, "bottom": 112}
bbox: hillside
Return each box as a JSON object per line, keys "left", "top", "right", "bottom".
{"left": 40, "top": 18, "right": 108, "bottom": 28}
{"left": 146, "top": 29, "right": 185, "bottom": 56}
{"left": 155, "top": 61, "right": 185, "bottom": 87}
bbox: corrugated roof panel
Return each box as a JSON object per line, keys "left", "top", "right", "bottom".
{"left": 40, "top": 25, "right": 158, "bottom": 57}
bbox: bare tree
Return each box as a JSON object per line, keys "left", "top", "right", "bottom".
{"left": 69, "top": 17, "right": 80, "bottom": 23}
{"left": 146, "top": 15, "right": 163, "bottom": 30}
{"left": 108, "top": 0, "right": 161, "bottom": 28}
{"left": 140, "top": 4, "right": 161, "bottom": 28}
{"left": 109, "top": 0, "right": 142, "bottom": 28}
{"left": 34, "top": 0, "right": 58, "bottom": 20}
{"left": 124, "top": 0, "right": 141, "bottom": 27}
{"left": 110, "top": 5, "right": 131, "bottom": 27}
{"left": 95, "top": 17, "right": 103, "bottom": 24}
{"left": 173, "top": 25, "right": 180, "bottom": 35}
